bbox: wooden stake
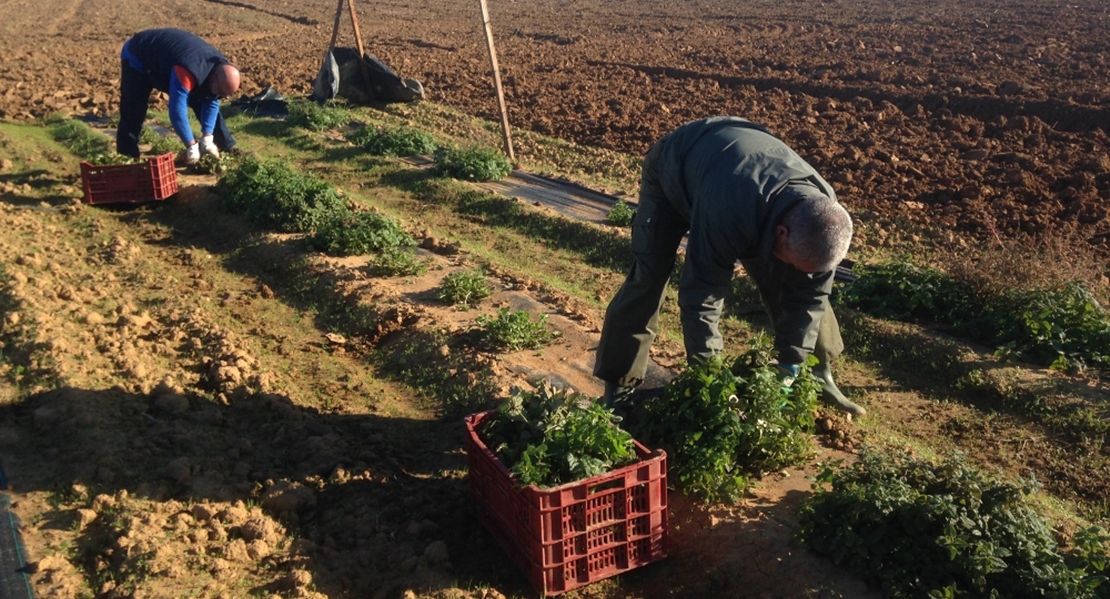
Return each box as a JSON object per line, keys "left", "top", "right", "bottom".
{"left": 328, "top": 0, "right": 344, "bottom": 52}
{"left": 346, "top": 0, "right": 376, "bottom": 101}
{"left": 326, "top": 0, "right": 375, "bottom": 102}
{"left": 478, "top": 0, "right": 515, "bottom": 163}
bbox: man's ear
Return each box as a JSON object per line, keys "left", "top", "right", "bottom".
{"left": 775, "top": 224, "right": 789, "bottom": 245}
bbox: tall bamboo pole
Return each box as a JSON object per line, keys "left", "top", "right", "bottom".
{"left": 478, "top": 0, "right": 516, "bottom": 162}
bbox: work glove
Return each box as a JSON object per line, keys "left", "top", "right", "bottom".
{"left": 184, "top": 141, "right": 200, "bottom": 165}
{"left": 200, "top": 134, "right": 219, "bottom": 159}
{"left": 775, "top": 363, "right": 800, "bottom": 396}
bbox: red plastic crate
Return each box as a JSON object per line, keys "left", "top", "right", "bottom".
{"left": 465, "top": 410, "right": 668, "bottom": 596}
{"left": 80, "top": 152, "right": 179, "bottom": 205}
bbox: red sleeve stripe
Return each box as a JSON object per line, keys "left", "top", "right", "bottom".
{"left": 172, "top": 66, "right": 197, "bottom": 92}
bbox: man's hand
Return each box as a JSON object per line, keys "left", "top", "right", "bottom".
{"left": 200, "top": 134, "right": 219, "bottom": 159}
{"left": 184, "top": 140, "right": 200, "bottom": 165}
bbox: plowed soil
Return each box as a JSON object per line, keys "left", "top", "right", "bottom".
{"left": 2, "top": 0, "right": 1109, "bottom": 250}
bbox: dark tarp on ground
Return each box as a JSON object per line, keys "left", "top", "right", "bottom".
{"left": 228, "top": 86, "right": 289, "bottom": 118}
{"left": 312, "top": 47, "right": 424, "bottom": 104}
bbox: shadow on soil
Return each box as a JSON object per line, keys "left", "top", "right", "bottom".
{"left": 0, "top": 186, "right": 877, "bottom": 598}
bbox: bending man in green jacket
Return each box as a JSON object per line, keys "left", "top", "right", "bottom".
{"left": 594, "top": 116, "right": 865, "bottom": 417}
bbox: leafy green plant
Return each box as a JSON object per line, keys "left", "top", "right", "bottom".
{"left": 286, "top": 98, "right": 350, "bottom": 131}
{"left": 798, "top": 447, "right": 1110, "bottom": 598}
{"left": 307, "top": 210, "right": 415, "bottom": 256}
{"left": 840, "top": 260, "right": 1110, "bottom": 370}
{"left": 47, "top": 117, "right": 113, "bottom": 159}
{"left": 85, "top": 153, "right": 137, "bottom": 166}
{"left": 607, "top": 199, "right": 636, "bottom": 227}
{"left": 146, "top": 134, "right": 181, "bottom": 156}
{"left": 193, "top": 153, "right": 229, "bottom": 175}
{"left": 369, "top": 247, "right": 428, "bottom": 277}
{"left": 437, "top": 269, "right": 491, "bottom": 308}
{"left": 138, "top": 127, "right": 160, "bottom": 145}
{"left": 433, "top": 145, "right": 512, "bottom": 182}
{"left": 632, "top": 333, "right": 819, "bottom": 504}
{"left": 216, "top": 156, "right": 346, "bottom": 233}
{"left": 838, "top": 260, "right": 975, "bottom": 323}
{"left": 476, "top": 307, "right": 556, "bottom": 351}
{"left": 972, "top": 282, "right": 1110, "bottom": 371}
{"left": 479, "top": 383, "right": 637, "bottom": 488}
{"left": 347, "top": 125, "right": 437, "bottom": 156}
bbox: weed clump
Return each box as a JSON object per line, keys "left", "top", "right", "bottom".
{"left": 607, "top": 199, "right": 636, "bottom": 227}
{"left": 146, "top": 134, "right": 181, "bottom": 156}
{"left": 632, "top": 334, "right": 819, "bottom": 504}
{"left": 347, "top": 125, "right": 437, "bottom": 157}
{"left": 193, "top": 153, "right": 230, "bottom": 175}
{"left": 307, "top": 210, "right": 415, "bottom": 257}
{"left": 433, "top": 145, "right": 512, "bottom": 182}
{"left": 476, "top": 308, "right": 556, "bottom": 351}
{"left": 799, "top": 448, "right": 1110, "bottom": 598}
{"left": 286, "top": 98, "right": 350, "bottom": 132}
{"left": 369, "top": 247, "right": 428, "bottom": 277}
{"left": 479, "top": 383, "right": 637, "bottom": 488}
{"left": 438, "top": 269, "right": 491, "bottom": 308}
{"left": 216, "top": 155, "right": 346, "bottom": 233}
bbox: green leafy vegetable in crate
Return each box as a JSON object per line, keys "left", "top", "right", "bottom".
{"left": 632, "top": 333, "right": 819, "bottom": 504}
{"left": 86, "top": 153, "right": 138, "bottom": 166}
{"left": 480, "top": 383, "right": 636, "bottom": 488}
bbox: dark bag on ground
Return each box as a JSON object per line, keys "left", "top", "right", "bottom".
{"left": 311, "top": 48, "right": 424, "bottom": 104}
{"left": 229, "top": 86, "right": 289, "bottom": 118}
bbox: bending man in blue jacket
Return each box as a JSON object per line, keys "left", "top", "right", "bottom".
{"left": 118, "top": 28, "right": 241, "bottom": 163}
{"left": 594, "top": 116, "right": 866, "bottom": 417}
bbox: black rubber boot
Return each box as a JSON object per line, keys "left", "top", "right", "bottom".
{"left": 812, "top": 363, "right": 866, "bottom": 418}
{"left": 601, "top": 381, "right": 637, "bottom": 424}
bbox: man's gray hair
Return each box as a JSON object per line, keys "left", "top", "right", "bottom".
{"left": 782, "top": 192, "right": 853, "bottom": 272}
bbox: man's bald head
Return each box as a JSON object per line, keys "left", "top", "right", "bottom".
{"left": 208, "top": 64, "right": 241, "bottom": 98}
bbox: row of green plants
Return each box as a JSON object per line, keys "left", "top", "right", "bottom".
{"left": 286, "top": 98, "right": 513, "bottom": 182}
{"left": 839, "top": 260, "right": 1110, "bottom": 371}
{"left": 800, "top": 447, "right": 1110, "bottom": 598}
{"left": 46, "top": 116, "right": 114, "bottom": 162}
{"left": 47, "top": 115, "right": 184, "bottom": 165}
{"left": 215, "top": 155, "right": 418, "bottom": 261}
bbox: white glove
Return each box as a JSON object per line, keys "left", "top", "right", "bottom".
{"left": 185, "top": 141, "right": 200, "bottom": 165}
{"left": 200, "top": 134, "right": 220, "bottom": 159}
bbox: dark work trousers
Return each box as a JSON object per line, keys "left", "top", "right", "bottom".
{"left": 117, "top": 61, "right": 236, "bottom": 158}
{"left": 593, "top": 143, "right": 845, "bottom": 388}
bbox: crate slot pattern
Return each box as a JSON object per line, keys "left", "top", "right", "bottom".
{"left": 80, "top": 152, "right": 179, "bottom": 205}
{"left": 466, "top": 410, "right": 668, "bottom": 596}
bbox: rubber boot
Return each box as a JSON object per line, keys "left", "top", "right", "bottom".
{"left": 601, "top": 381, "right": 637, "bottom": 425}
{"left": 812, "top": 362, "right": 866, "bottom": 418}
